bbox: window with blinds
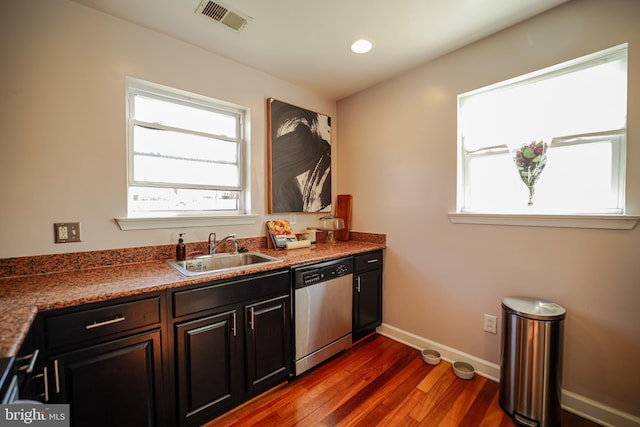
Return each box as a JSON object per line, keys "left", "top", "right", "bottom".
{"left": 457, "top": 44, "right": 628, "bottom": 214}
{"left": 126, "top": 78, "right": 248, "bottom": 216}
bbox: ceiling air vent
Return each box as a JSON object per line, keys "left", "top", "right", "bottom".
{"left": 195, "top": 0, "right": 252, "bottom": 32}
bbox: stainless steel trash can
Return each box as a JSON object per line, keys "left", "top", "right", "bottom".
{"left": 499, "top": 297, "right": 566, "bottom": 427}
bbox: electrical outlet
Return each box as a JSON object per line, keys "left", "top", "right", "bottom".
{"left": 54, "top": 222, "right": 81, "bottom": 243}
{"left": 483, "top": 314, "right": 497, "bottom": 334}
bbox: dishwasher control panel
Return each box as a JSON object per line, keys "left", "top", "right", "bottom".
{"left": 302, "top": 272, "right": 323, "bottom": 286}
{"left": 294, "top": 257, "right": 353, "bottom": 289}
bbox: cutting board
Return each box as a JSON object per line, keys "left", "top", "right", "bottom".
{"left": 334, "top": 194, "right": 352, "bottom": 241}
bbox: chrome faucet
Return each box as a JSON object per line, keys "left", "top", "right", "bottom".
{"left": 208, "top": 232, "right": 238, "bottom": 255}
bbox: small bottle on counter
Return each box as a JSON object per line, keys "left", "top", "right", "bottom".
{"left": 176, "top": 233, "right": 186, "bottom": 261}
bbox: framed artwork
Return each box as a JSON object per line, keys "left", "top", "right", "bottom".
{"left": 267, "top": 98, "right": 332, "bottom": 213}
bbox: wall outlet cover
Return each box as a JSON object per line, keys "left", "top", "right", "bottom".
{"left": 483, "top": 313, "right": 497, "bottom": 334}
{"left": 54, "top": 222, "right": 81, "bottom": 243}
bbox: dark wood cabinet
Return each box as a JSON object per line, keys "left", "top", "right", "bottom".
{"left": 170, "top": 269, "right": 291, "bottom": 426}
{"left": 43, "top": 295, "right": 165, "bottom": 427}
{"left": 174, "top": 309, "right": 240, "bottom": 425}
{"left": 244, "top": 294, "right": 290, "bottom": 395}
{"left": 10, "top": 251, "right": 382, "bottom": 426}
{"left": 49, "top": 331, "right": 163, "bottom": 427}
{"left": 353, "top": 251, "right": 383, "bottom": 342}
{"left": 0, "top": 325, "right": 46, "bottom": 404}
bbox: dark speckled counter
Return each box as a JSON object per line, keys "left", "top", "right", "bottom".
{"left": 0, "top": 236, "right": 385, "bottom": 358}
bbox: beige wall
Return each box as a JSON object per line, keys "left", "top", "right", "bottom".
{"left": 0, "top": 0, "right": 336, "bottom": 258}
{"left": 2, "top": 0, "right": 639, "bottom": 421}
{"left": 337, "top": 0, "right": 640, "bottom": 419}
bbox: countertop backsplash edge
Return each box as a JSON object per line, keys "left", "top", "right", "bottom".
{"left": 0, "top": 232, "right": 387, "bottom": 279}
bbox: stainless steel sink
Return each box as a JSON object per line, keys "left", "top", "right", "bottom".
{"left": 167, "top": 252, "right": 283, "bottom": 276}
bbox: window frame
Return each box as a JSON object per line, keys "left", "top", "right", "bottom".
{"left": 116, "top": 78, "right": 256, "bottom": 230}
{"left": 451, "top": 44, "right": 639, "bottom": 229}
{"left": 460, "top": 129, "right": 626, "bottom": 215}
{"left": 128, "top": 91, "right": 244, "bottom": 192}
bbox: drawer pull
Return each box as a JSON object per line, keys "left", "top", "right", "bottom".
{"left": 85, "top": 316, "right": 126, "bottom": 330}
{"left": 43, "top": 366, "right": 49, "bottom": 402}
{"left": 367, "top": 258, "right": 379, "bottom": 264}
{"left": 54, "top": 360, "right": 60, "bottom": 394}
{"left": 17, "top": 349, "right": 39, "bottom": 374}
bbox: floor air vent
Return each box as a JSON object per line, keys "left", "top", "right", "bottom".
{"left": 195, "top": 0, "right": 252, "bottom": 32}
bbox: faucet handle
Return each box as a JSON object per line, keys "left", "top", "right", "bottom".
{"left": 208, "top": 232, "right": 217, "bottom": 255}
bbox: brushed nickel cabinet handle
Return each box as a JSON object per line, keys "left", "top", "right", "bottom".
{"left": 85, "top": 316, "right": 126, "bottom": 330}
{"left": 232, "top": 312, "right": 237, "bottom": 337}
{"left": 367, "top": 258, "right": 379, "bottom": 264}
{"left": 43, "top": 366, "right": 49, "bottom": 402}
{"left": 356, "top": 276, "right": 361, "bottom": 293}
{"left": 249, "top": 307, "right": 255, "bottom": 331}
{"left": 17, "top": 349, "right": 39, "bottom": 374}
{"left": 54, "top": 360, "right": 60, "bottom": 394}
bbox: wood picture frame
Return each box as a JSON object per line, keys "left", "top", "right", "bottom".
{"left": 267, "top": 98, "right": 332, "bottom": 213}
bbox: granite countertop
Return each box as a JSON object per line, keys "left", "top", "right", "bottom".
{"left": 0, "top": 240, "right": 385, "bottom": 359}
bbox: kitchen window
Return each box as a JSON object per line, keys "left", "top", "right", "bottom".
{"left": 118, "top": 78, "right": 254, "bottom": 229}
{"left": 451, "top": 44, "right": 637, "bottom": 229}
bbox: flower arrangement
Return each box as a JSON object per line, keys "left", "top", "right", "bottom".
{"left": 512, "top": 140, "right": 548, "bottom": 206}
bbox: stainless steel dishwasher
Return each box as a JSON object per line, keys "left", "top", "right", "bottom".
{"left": 293, "top": 257, "right": 353, "bottom": 376}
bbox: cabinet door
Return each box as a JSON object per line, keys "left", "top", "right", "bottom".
{"left": 174, "top": 310, "right": 240, "bottom": 426}
{"left": 49, "top": 330, "right": 163, "bottom": 427}
{"left": 353, "top": 269, "right": 383, "bottom": 341}
{"left": 245, "top": 295, "right": 290, "bottom": 394}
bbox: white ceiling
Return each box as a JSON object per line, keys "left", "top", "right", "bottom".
{"left": 70, "top": 0, "right": 569, "bottom": 100}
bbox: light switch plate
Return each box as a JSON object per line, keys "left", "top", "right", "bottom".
{"left": 54, "top": 222, "right": 81, "bottom": 243}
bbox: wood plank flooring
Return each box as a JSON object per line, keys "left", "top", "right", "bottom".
{"left": 205, "top": 334, "right": 601, "bottom": 426}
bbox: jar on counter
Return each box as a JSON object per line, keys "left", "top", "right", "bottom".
{"left": 304, "top": 227, "right": 317, "bottom": 244}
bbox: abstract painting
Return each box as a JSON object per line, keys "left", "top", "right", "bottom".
{"left": 267, "top": 98, "right": 332, "bottom": 213}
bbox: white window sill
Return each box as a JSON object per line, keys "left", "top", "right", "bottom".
{"left": 448, "top": 213, "right": 639, "bottom": 230}
{"left": 115, "top": 214, "right": 259, "bottom": 230}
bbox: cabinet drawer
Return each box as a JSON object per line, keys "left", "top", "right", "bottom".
{"left": 45, "top": 296, "right": 161, "bottom": 349}
{"left": 354, "top": 251, "right": 383, "bottom": 273}
{"left": 173, "top": 270, "right": 289, "bottom": 318}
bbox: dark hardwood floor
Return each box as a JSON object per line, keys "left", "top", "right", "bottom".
{"left": 206, "top": 334, "right": 601, "bottom": 426}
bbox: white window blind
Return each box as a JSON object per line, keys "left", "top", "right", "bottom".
{"left": 126, "top": 78, "right": 248, "bottom": 216}
{"left": 457, "top": 44, "right": 627, "bottom": 214}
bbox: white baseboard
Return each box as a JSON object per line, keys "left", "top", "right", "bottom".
{"left": 376, "top": 323, "right": 640, "bottom": 427}
{"left": 376, "top": 323, "right": 501, "bottom": 381}
{"left": 561, "top": 390, "right": 640, "bottom": 427}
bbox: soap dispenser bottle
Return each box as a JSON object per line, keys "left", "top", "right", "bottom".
{"left": 176, "top": 233, "right": 186, "bottom": 261}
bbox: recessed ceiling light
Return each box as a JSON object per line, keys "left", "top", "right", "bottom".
{"left": 350, "top": 39, "right": 374, "bottom": 54}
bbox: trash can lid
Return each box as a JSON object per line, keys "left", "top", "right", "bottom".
{"left": 502, "top": 296, "right": 566, "bottom": 320}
